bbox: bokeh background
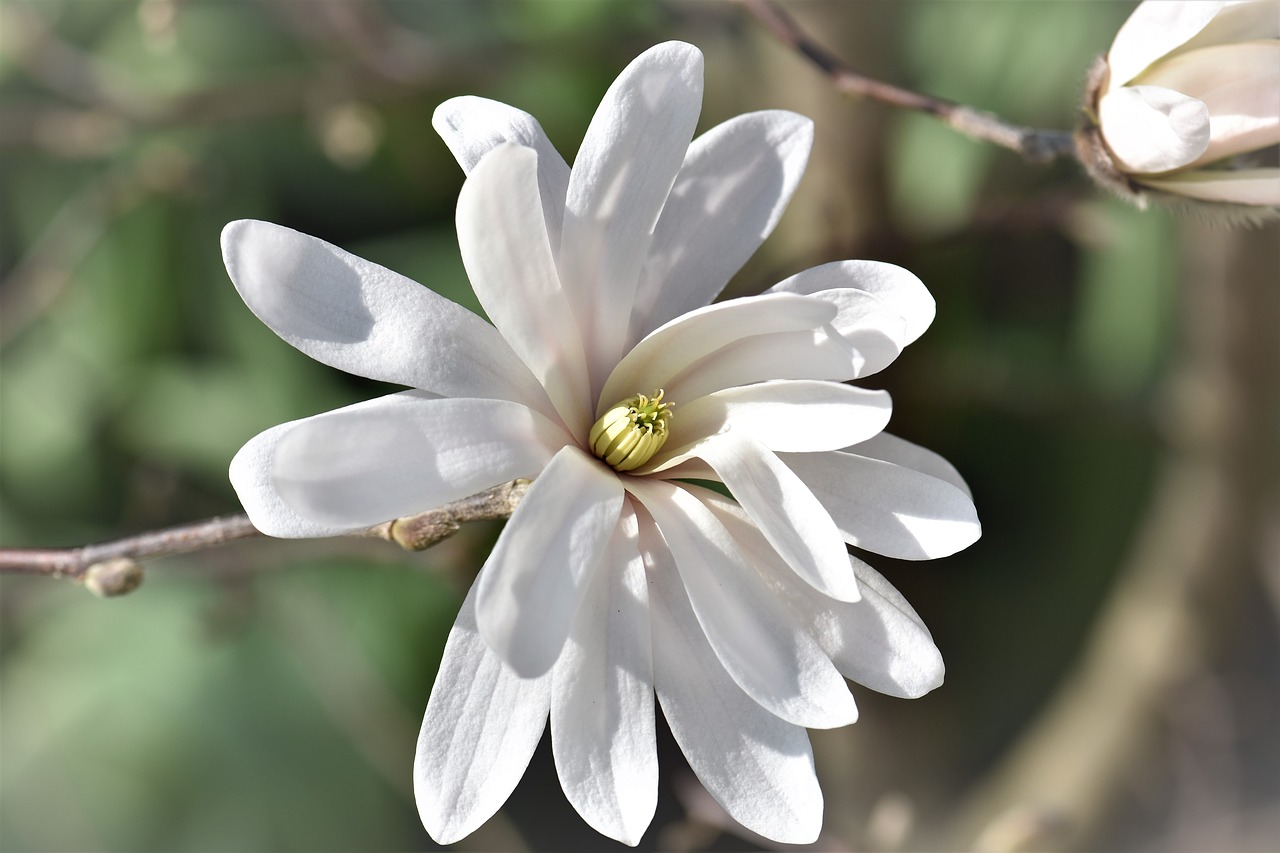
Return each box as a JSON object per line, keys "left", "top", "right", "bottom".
{"left": 2, "top": 1, "right": 1277, "bottom": 851}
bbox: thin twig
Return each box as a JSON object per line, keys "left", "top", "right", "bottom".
{"left": 0, "top": 514, "right": 262, "bottom": 579}
{"left": 740, "top": 0, "right": 1076, "bottom": 163}
{"left": 0, "top": 481, "right": 529, "bottom": 593}
{"left": 0, "top": 0, "right": 488, "bottom": 160}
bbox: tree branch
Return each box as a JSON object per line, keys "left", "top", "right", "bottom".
{"left": 740, "top": 0, "right": 1077, "bottom": 163}
{"left": 0, "top": 480, "right": 529, "bottom": 596}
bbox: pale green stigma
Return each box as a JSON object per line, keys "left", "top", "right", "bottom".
{"left": 589, "top": 390, "right": 674, "bottom": 472}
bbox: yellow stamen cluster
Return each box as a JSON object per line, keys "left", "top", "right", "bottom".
{"left": 589, "top": 390, "right": 674, "bottom": 472}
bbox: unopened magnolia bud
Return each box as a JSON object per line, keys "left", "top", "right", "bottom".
{"left": 83, "top": 557, "right": 144, "bottom": 598}
{"left": 1076, "top": 0, "right": 1280, "bottom": 224}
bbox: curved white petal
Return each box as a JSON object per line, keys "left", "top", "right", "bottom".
{"left": 1141, "top": 42, "right": 1280, "bottom": 166}
{"left": 559, "top": 41, "right": 704, "bottom": 388}
{"left": 802, "top": 289, "right": 907, "bottom": 378}
{"left": 782, "top": 448, "right": 981, "bottom": 560}
{"left": 599, "top": 293, "right": 836, "bottom": 415}
{"left": 271, "top": 394, "right": 571, "bottom": 529}
{"left": 631, "top": 481, "right": 856, "bottom": 728}
{"left": 458, "top": 144, "right": 592, "bottom": 435}
{"left": 835, "top": 560, "right": 945, "bottom": 697}
{"left": 703, "top": 494, "right": 943, "bottom": 698}
{"left": 649, "top": 380, "right": 892, "bottom": 471}
{"left": 647, "top": 457, "right": 718, "bottom": 482}
{"left": 432, "top": 95, "right": 570, "bottom": 249}
{"left": 631, "top": 110, "right": 814, "bottom": 340}
{"left": 664, "top": 326, "right": 860, "bottom": 404}
{"left": 769, "top": 259, "right": 935, "bottom": 346}
{"left": 551, "top": 502, "right": 657, "bottom": 846}
{"left": 231, "top": 412, "right": 384, "bottom": 539}
{"left": 1099, "top": 85, "right": 1211, "bottom": 173}
{"left": 221, "top": 220, "right": 550, "bottom": 416}
{"left": 846, "top": 432, "right": 973, "bottom": 499}
{"left": 1156, "top": 0, "right": 1279, "bottom": 57}
{"left": 476, "top": 446, "right": 624, "bottom": 678}
{"left": 638, "top": 508, "right": 823, "bottom": 844}
{"left": 1107, "top": 0, "right": 1226, "bottom": 88}
{"left": 1139, "top": 166, "right": 1280, "bottom": 204}
{"left": 698, "top": 433, "right": 860, "bottom": 602}
{"left": 415, "top": 580, "right": 551, "bottom": 845}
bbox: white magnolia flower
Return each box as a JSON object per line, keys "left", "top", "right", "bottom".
{"left": 223, "top": 42, "right": 979, "bottom": 846}
{"left": 1084, "top": 0, "right": 1280, "bottom": 210}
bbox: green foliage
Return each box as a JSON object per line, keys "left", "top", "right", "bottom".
{"left": 0, "top": 560, "right": 461, "bottom": 852}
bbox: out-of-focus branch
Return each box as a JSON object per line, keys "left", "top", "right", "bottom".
{"left": 740, "top": 0, "right": 1076, "bottom": 163}
{"left": 940, "top": 223, "right": 1280, "bottom": 851}
{"left": 0, "top": 159, "right": 160, "bottom": 345}
{"left": 0, "top": 480, "right": 529, "bottom": 597}
{"left": 0, "top": 0, "right": 490, "bottom": 149}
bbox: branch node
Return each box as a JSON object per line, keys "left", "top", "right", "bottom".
{"left": 361, "top": 480, "right": 534, "bottom": 552}
{"left": 388, "top": 514, "right": 463, "bottom": 552}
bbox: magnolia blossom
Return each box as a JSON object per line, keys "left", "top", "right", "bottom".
{"left": 223, "top": 42, "right": 979, "bottom": 845}
{"left": 1084, "top": 0, "right": 1280, "bottom": 209}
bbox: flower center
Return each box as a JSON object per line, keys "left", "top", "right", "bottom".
{"left": 588, "top": 390, "right": 673, "bottom": 472}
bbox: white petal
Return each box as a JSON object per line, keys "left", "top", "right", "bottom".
{"left": 559, "top": 41, "right": 704, "bottom": 388}
{"left": 598, "top": 293, "right": 836, "bottom": 415}
{"left": 703, "top": 494, "right": 944, "bottom": 698}
{"left": 631, "top": 481, "right": 856, "bottom": 728}
{"left": 1139, "top": 166, "right": 1280, "bottom": 204}
{"left": 631, "top": 111, "right": 814, "bottom": 340}
{"left": 415, "top": 580, "right": 551, "bottom": 845}
{"left": 647, "top": 457, "right": 718, "bottom": 482}
{"left": 769, "top": 259, "right": 936, "bottom": 345}
{"left": 846, "top": 432, "right": 973, "bottom": 499}
{"left": 457, "top": 144, "right": 592, "bottom": 435}
{"left": 432, "top": 95, "right": 570, "bottom": 250}
{"left": 1159, "top": 0, "right": 1279, "bottom": 57}
{"left": 664, "top": 326, "right": 861, "bottom": 404}
{"left": 1099, "top": 85, "right": 1211, "bottom": 173}
{"left": 231, "top": 413, "right": 379, "bottom": 539}
{"left": 1141, "top": 42, "right": 1280, "bottom": 165}
{"left": 835, "top": 560, "right": 945, "bottom": 698}
{"left": 697, "top": 433, "right": 860, "bottom": 602}
{"left": 782, "top": 449, "right": 981, "bottom": 560}
{"left": 272, "top": 394, "right": 571, "bottom": 529}
{"left": 221, "top": 220, "right": 551, "bottom": 415}
{"left": 551, "top": 502, "right": 657, "bottom": 846}
{"left": 649, "top": 380, "right": 892, "bottom": 471}
{"left": 1107, "top": 0, "right": 1226, "bottom": 88}
{"left": 476, "top": 447, "right": 624, "bottom": 678}
{"left": 639, "top": 509, "right": 823, "bottom": 844}
{"left": 802, "top": 289, "right": 907, "bottom": 378}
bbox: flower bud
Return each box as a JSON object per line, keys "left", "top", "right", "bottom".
{"left": 83, "top": 557, "right": 144, "bottom": 598}
{"left": 1077, "top": 0, "right": 1279, "bottom": 221}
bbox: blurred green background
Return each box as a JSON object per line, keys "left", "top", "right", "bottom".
{"left": 2, "top": 1, "right": 1277, "bottom": 851}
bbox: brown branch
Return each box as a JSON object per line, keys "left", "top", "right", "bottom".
{"left": 740, "top": 0, "right": 1076, "bottom": 163}
{"left": 0, "top": 480, "right": 530, "bottom": 596}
